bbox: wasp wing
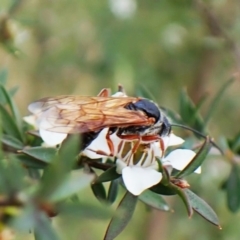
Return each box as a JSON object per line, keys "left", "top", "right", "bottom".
{"left": 28, "top": 96, "right": 150, "bottom": 133}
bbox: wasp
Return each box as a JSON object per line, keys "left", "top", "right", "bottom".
{"left": 28, "top": 86, "right": 172, "bottom": 158}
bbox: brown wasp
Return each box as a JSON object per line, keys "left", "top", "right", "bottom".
{"left": 28, "top": 86, "right": 172, "bottom": 157}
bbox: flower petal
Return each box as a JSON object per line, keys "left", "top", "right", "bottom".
{"left": 151, "top": 141, "right": 164, "bottom": 158}
{"left": 164, "top": 149, "right": 201, "bottom": 174}
{"left": 168, "top": 133, "right": 184, "bottom": 146}
{"left": 82, "top": 128, "right": 111, "bottom": 159}
{"left": 23, "top": 115, "right": 38, "bottom": 128}
{"left": 111, "top": 91, "right": 127, "bottom": 97}
{"left": 122, "top": 166, "right": 162, "bottom": 195}
{"left": 39, "top": 129, "right": 67, "bottom": 146}
{"left": 116, "top": 159, "right": 127, "bottom": 174}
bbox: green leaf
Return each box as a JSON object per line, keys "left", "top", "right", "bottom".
{"left": 161, "top": 107, "right": 183, "bottom": 125}
{"left": 95, "top": 166, "right": 121, "bottom": 183}
{"left": 17, "top": 154, "right": 48, "bottom": 169}
{"left": 184, "top": 189, "right": 220, "bottom": 227}
{"left": 204, "top": 78, "right": 235, "bottom": 126}
{"left": 28, "top": 168, "right": 41, "bottom": 180}
{"left": 139, "top": 190, "right": 170, "bottom": 211}
{"left": 34, "top": 212, "right": 60, "bottom": 240}
{"left": 0, "top": 157, "right": 27, "bottom": 194}
{"left": 0, "top": 104, "right": 23, "bottom": 141}
{"left": 59, "top": 202, "right": 112, "bottom": 219}
{"left": 150, "top": 183, "right": 177, "bottom": 195}
{"left": 179, "top": 89, "right": 204, "bottom": 132}
{"left": 9, "top": 85, "right": 19, "bottom": 97}
{"left": 1, "top": 134, "right": 24, "bottom": 150}
{"left": 226, "top": 164, "right": 240, "bottom": 212}
{"left": 107, "top": 179, "right": 119, "bottom": 204}
{"left": 218, "top": 136, "right": 230, "bottom": 153}
{"left": 49, "top": 171, "right": 94, "bottom": 202}
{"left": 91, "top": 182, "right": 107, "bottom": 202}
{"left": 175, "top": 136, "right": 212, "bottom": 178}
{"left": 0, "top": 86, "right": 7, "bottom": 104}
{"left": 169, "top": 183, "right": 193, "bottom": 217}
{"left": 20, "top": 147, "right": 57, "bottom": 163}
{"left": 0, "top": 69, "right": 8, "bottom": 85}
{"left": 0, "top": 84, "right": 22, "bottom": 128}
{"left": 11, "top": 205, "right": 36, "bottom": 230}
{"left": 36, "top": 135, "right": 80, "bottom": 200}
{"left": 229, "top": 131, "right": 240, "bottom": 153}
{"left": 104, "top": 191, "right": 138, "bottom": 240}
{"left": 135, "top": 84, "right": 156, "bottom": 101}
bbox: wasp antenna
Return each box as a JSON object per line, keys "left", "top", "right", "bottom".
{"left": 171, "top": 123, "right": 223, "bottom": 155}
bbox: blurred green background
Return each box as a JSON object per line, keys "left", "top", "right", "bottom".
{"left": 0, "top": 0, "right": 240, "bottom": 239}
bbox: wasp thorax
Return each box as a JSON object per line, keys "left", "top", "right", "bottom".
{"left": 125, "top": 99, "right": 160, "bottom": 121}
{"left": 123, "top": 99, "right": 171, "bottom": 137}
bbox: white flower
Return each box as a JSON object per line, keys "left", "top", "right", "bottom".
{"left": 38, "top": 129, "right": 67, "bottom": 146}
{"left": 80, "top": 123, "right": 198, "bottom": 196}
{"left": 23, "top": 115, "right": 38, "bottom": 129}
{"left": 23, "top": 115, "right": 67, "bottom": 146}
{"left": 162, "top": 148, "right": 201, "bottom": 174}
{"left": 115, "top": 133, "right": 201, "bottom": 196}
{"left": 113, "top": 133, "right": 183, "bottom": 196}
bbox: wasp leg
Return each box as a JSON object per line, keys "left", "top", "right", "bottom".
{"left": 85, "top": 148, "right": 112, "bottom": 157}
{"left": 117, "top": 134, "right": 141, "bottom": 141}
{"left": 106, "top": 131, "right": 115, "bottom": 156}
{"left": 141, "top": 135, "right": 160, "bottom": 142}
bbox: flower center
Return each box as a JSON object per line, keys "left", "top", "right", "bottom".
{"left": 116, "top": 139, "right": 160, "bottom": 168}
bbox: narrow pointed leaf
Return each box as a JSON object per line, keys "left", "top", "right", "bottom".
{"left": 59, "top": 202, "right": 112, "bottom": 219}
{"left": 104, "top": 192, "right": 138, "bottom": 240}
{"left": 139, "top": 190, "right": 170, "bottom": 211}
{"left": 204, "top": 78, "right": 235, "bottom": 126}
{"left": 184, "top": 189, "right": 220, "bottom": 227}
{"left": 176, "top": 136, "right": 211, "bottom": 178}
{"left": 230, "top": 131, "right": 240, "bottom": 152}
{"left": 161, "top": 107, "right": 182, "bottom": 125}
{"left": 0, "top": 69, "right": 8, "bottom": 85}
{"left": 107, "top": 179, "right": 119, "bottom": 204}
{"left": 169, "top": 183, "right": 193, "bottom": 217}
{"left": 0, "top": 104, "right": 23, "bottom": 141}
{"left": 1, "top": 134, "right": 24, "bottom": 150}
{"left": 0, "top": 84, "right": 22, "bottom": 128}
{"left": 226, "top": 164, "right": 240, "bottom": 212}
{"left": 34, "top": 212, "right": 60, "bottom": 240}
{"left": 9, "top": 86, "right": 19, "bottom": 97}
{"left": 91, "top": 182, "right": 107, "bottom": 202}
{"left": 17, "top": 154, "right": 48, "bottom": 169}
{"left": 179, "top": 89, "right": 204, "bottom": 132}
{"left": 20, "top": 147, "right": 57, "bottom": 163}
{"left": 49, "top": 172, "right": 94, "bottom": 202}
{"left": 0, "top": 156, "right": 26, "bottom": 193}
{"left": 95, "top": 166, "right": 120, "bottom": 183}
{"left": 37, "top": 135, "right": 80, "bottom": 200}
{"left": 150, "top": 183, "right": 177, "bottom": 195}
{"left": 135, "top": 84, "right": 156, "bottom": 101}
